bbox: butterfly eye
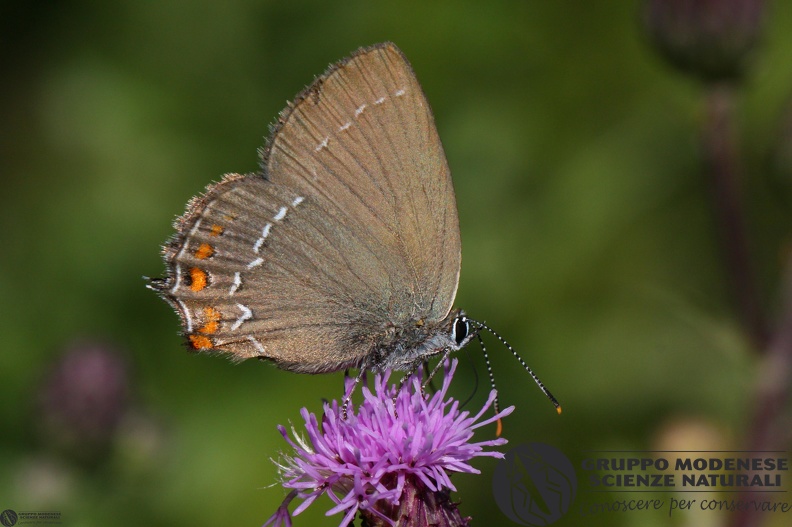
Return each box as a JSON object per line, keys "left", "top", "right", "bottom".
{"left": 452, "top": 316, "right": 469, "bottom": 346}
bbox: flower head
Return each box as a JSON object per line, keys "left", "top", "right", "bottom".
{"left": 643, "top": 0, "right": 767, "bottom": 83}
{"left": 37, "top": 340, "right": 130, "bottom": 463}
{"left": 264, "top": 359, "right": 513, "bottom": 527}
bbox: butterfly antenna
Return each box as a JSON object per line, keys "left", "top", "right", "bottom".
{"left": 475, "top": 333, "right": 504, "bottom": 437}
{"left": 470, "top": 319, "right": 562, "bottom": 416}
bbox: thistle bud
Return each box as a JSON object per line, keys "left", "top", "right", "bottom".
{"left": 643, "top": 0, "right": 767, "bottom": 83}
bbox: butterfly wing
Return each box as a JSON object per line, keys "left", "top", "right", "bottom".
{"left": 151, "top": 43, "right": 461, "bottom": 372}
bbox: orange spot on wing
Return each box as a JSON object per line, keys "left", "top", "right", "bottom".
{"left": 189, "top": 334, "right": 213, "bottom": 350}
{"left": 189, "top": 268, "right": 208, "bottom": 292}
{"left": 200, "top": 306, "right": 221, "bottom": 334}
{"left": 194, "top": 243, "right": 214, "bottom": 259}
{"left": 209, "top": 224, "right": 224, "bottom": 236}
{"left": 204, "top": 306, "right": 221, "bottom": 321}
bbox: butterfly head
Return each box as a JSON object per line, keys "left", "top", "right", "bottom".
{"left": 448, "top": 311, "right": 478, "bottom": 351}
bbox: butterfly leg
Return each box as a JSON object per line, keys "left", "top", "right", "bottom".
{"left": 422, "top": 359, "right": 438, "bottom": 394}
{"left": 390, "top": 361, "right": 424, "bottom": 417}
{"left": 421, "top": 349, "right": 452, "bottom": 396}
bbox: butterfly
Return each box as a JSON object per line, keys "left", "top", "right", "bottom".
{"left": 148, "top": 42, "right": 559, "bottom": 420}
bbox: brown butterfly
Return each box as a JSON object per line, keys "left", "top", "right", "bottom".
{"left": 148, "top": 42, "right": 560, "bottom": 418}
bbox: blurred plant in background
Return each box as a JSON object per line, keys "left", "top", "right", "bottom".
{"left": 643, "top": 1, "right": 792, "bottom": 526}
{"left": 645, "top": 0, "right": 770, "bottom": 347}
{"left": 772, "top": 98, "right": 792, "bottom": 214}
{"left": 644, "top": 0, "right": 766, "bottom": 83}
{"left": 10, "top": 340, "right": 166, "bottom": 519}
{"left": 36, "top": 341, "right": 131, "bottom": 464}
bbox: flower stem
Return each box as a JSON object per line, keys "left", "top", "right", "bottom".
{"left": 728, "top": 254, "right": 792, "bottom": 527}
{"left": 702, "top": 84, "right": 767, "bottom": 349}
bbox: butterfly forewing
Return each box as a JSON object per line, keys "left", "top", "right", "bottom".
{"left": 153, "top": 43, "right": 461, "bottom": 373}
{"left": 266, "top": 44, "right": 460, "bottom": 319}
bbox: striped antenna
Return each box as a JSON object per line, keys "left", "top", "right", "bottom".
{"left": 470, "top": 319, "right": 562, "bottom": 417}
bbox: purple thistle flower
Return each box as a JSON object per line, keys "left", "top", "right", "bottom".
{"left": 37, "top": 340, "right": 130, "bottom": 463}
{"left": 263, "top": 359, "right": 514, "bottom": 527}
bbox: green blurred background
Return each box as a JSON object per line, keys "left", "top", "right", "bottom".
{"left": 2, "top": 1, "right": 791, "bottom": 526}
